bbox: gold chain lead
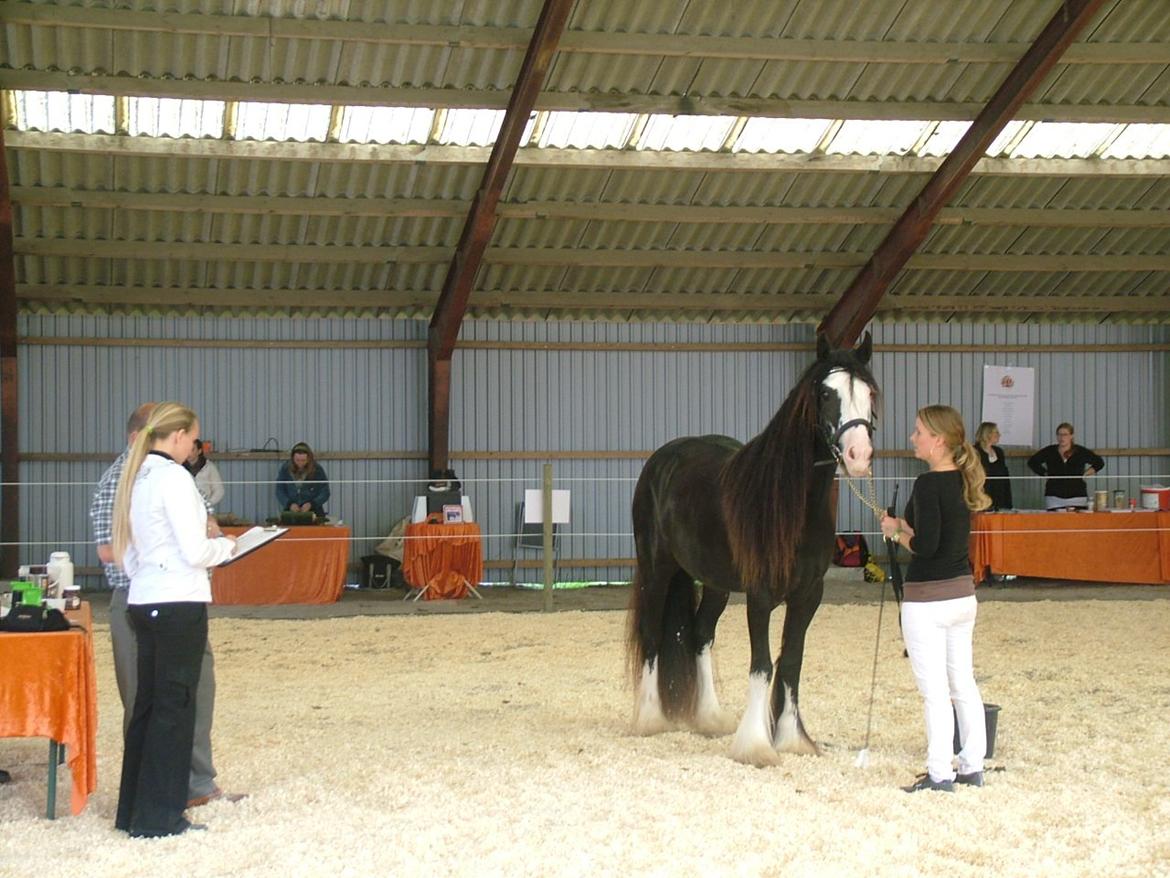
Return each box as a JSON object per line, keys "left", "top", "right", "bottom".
{"left": 841, "top": 471, "right": 885, "bottom": 521}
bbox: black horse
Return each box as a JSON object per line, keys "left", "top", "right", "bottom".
{"left": 627, "top": 333, "right": 878, "bottom": 765}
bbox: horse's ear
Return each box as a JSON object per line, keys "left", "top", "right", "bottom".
{"left": 816, "top": 331, "right": 832, "bottom": 361}
{"left": 855, "top": 331, "right": 873, "bottom": 364}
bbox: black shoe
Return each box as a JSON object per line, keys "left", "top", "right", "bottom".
{"left": 129, "top": 818, "right": 207, "bottom": 838}
{"left": 0, "top": 769, "right": 11, "bottom": 784}
{"left": 955, "top": 771, "right": 985, "bottom": 787}
{"left": 901, "top": 773, "right": 954, "bottom": 793}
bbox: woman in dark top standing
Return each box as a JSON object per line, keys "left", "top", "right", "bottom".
{"left": 1027, "top": 423, "right": 1104, "bottom": 510}
{"left": 974, "top": 421, "right": 1013, "bottom": 510}
{"left": 880, "top": 405, "right": 991, "bottom": 793}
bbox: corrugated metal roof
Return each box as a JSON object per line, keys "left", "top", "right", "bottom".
{"left": 2, "top": 0, "right": 1169, "bottom": 324}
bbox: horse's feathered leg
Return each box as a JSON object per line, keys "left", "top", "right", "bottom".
{"left": 730, "top": 591, "right": 780, "bottom": 766}
{"left": 691, "top": 586, "right": 733, "bottom": 736}
{"left": 771, "top": 576, "right": 824, "bottom": 755}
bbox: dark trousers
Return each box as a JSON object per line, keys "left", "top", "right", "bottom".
{"left": 115, "top": 601, "right": 208, "bottom": 837}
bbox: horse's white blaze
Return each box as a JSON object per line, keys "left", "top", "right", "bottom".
{"left": 773, "top": 681, "right": 818, "bottom": 755}
{"left": 824, "top": 369, "right": 874, "bottom": 477}
{"left": 692, "top": 646, "right": 732, "bottom": 735}
{"left": 632, "top": 658, "right": 672, "bottom": 735}
{"left": 730, "top": 672, "right": 779, "bottom": 766}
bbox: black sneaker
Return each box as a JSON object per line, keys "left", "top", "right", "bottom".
{"left": 901, "top": 773, "right": 954, "bottom": 793}
{"left": 955, "top": 771, "right": 985, "bottom": 787}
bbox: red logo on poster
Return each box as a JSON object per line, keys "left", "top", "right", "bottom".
{"left": 1000, "top": 375, "right": 1014, "bottom": 388}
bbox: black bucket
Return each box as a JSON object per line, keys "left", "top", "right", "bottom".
{"left": 953, "top": 702, "right": 1000, "bottom": 758}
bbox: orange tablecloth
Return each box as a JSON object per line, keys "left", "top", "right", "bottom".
{"left": 971, "top": 510, "right": 1170, "bottom": 585}
{"left": 0, "top": 602, "right": 97, "bottom": 815}
{"left": 403, "top": 522, "right": 484, "bottom": 600}
{"left": 213, "top": 526, "right": 350, "bottom": 604}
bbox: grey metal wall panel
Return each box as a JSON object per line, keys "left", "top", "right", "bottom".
{"left": 12, "top": 315, "right": 1168, "bottom": 587}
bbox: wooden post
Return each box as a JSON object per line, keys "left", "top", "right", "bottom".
{"left": 0, "top": 128, "right": 20, "bottom": 577}
{"left": 542, "top": 463, "right": 554, "bottom": 612}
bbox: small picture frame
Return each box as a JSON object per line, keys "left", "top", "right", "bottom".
{"left": 442, "top": 504, "right": 464, "bottom": 524}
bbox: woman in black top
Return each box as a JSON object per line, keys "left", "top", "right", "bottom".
{"left": 880, "top": 405, "right": 991, "bottom": 793}
{"left": 974, "top": 422, "right": 1013, "bottom": 511}
{"left": 1027, "top": 423, "right": 1104, "bottom": 510}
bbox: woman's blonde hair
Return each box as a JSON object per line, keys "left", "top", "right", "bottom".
{"left": 112, "top": 402, "right": 199, "bottom": 564}
{"left": 919, "top": 405, "right": 991, "bottom": 512}
{"left": 975, "top": 421, "right": 998, "bottom": 447}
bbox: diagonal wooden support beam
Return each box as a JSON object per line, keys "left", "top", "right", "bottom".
{"left": 817, "top": 0, "right": 1108, "bottom": 348}
{"left": 426, "top": 0, "right": 574, "bottom": 473}
{"left": 0, "top": 128, "right": 20, "bottom": 576}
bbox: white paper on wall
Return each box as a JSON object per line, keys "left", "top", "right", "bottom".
{"left": 523, "top": 489, "right": 570, "bottom": 524}
{"left": 981, "top": 365, "right": 1035, "bottom": 447}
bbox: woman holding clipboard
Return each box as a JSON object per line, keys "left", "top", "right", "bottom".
{"left": 112, "top": 402, "right": 237, "bottom": 838}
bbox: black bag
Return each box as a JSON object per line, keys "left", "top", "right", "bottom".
{"left": 0, "top": 604, "right": 72, "bottom": 633}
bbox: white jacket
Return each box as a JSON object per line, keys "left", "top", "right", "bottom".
{"left": 124, "top": 453, "right": 235, "bottom": 605}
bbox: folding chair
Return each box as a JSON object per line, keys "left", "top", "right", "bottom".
{"left": 510, "top": 501, "right": 560, "bottom": 586}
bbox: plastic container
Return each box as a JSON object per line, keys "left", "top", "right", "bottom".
{"left": 1139, "top": 485, "right": 1170, "bottom": 511}
{"left": 953, "top": 702, "right": 1001, "bottom": 759}
{"left": 46, "top": 552, "right": 74, "bottom": 600}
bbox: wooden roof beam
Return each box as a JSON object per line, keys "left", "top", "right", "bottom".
{"left": 15, "top": 284, "right": 1170, "bottom": 315}
{"left": 11, "top": 131, "right": 1170, "bottom": 175}
{"left": 5, "top": 7, "right": 1168, "bottom": 65}
{"left": 818, "top": 0, "right": 1109, "bottom": 348}
{"left": 425, "top": 0, "right": 573, "bottom": 473}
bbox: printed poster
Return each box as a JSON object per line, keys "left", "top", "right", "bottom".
{"left": 981, "top": 365, "right": 1035, "bottom": 447}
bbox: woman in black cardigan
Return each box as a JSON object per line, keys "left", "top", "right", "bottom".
{"left": 974, "top": 422, "right": 1013, "bottom": 511}
{"left": 1027, "top": 422, "right": 1105, "bottom": 510}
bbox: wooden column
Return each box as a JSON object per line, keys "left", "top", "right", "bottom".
{"left": 426, "top": 0, "right": 574, "bottom": 474}
{"left": 818, "top": 0, "right": 1107, "bottom": 348}
{"left": 0, "top": 128, "right": 19, "bottom": 576}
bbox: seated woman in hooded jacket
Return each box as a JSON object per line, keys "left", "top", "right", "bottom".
{"left": 275, "top": 442, "right": 330, "bottom": 517}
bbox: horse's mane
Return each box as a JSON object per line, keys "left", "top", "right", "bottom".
{"left": 720, "top": 351, "right": 876, "bottom": 592}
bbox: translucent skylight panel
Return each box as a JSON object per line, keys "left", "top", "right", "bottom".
{"left": 439, "top": 109, "right": 505, "bottom": 146}
{"left": 127, "top": 97, "right": 225, "bottom": 138}
{"left": 917, "top": 121, "right": 971, "bottom": 156}
{"left": 234, "top": 101, "right": 331, "bottom": 142}
{"left": 538, "top": 111, "right": 638, "bottom": 149}
{"left": 1009, "top": 122, "right": 1120, "bottom": 159}
{"left": 638, "top": 114, "right": 737, "bottom": 151}
{"left": 984, "top": 121, "right": 1027, "bottom": 156}
{"left": 339, "top": 106, "right": 434, "bottom": 144}
{"left": 733, "top": 118, "right": 833, "bottom": 153}
{"left": 1101, "top": 123, "right": 1170, "bottom": 159}
{"left": 13, "top": 90, "right": 115, "bottom": 134}
{"left": 826, "top": 120, "right": 928, "bottom": 155}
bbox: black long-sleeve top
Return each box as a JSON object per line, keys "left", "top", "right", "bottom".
{"left": 904, "top": 470, "right": 971, "bottom": 582}
{"left": 976, "top": 445, "right": 1013, "bottom": 511}
{"left": 1026, "top": 444, "right": 1105, "bottom": 500}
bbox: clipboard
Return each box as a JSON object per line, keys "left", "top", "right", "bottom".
{"left": 218, "top": 526, "right": 288, "bottom": 566}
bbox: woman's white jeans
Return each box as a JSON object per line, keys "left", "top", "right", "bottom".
{"left": 901, "top": 595, "right": 985, "bottom": 782}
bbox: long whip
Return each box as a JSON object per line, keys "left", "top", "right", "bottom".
{"left": 854, "top": 482, "right": 898, "bottom": 769}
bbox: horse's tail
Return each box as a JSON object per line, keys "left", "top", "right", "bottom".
{"left": 626, "top": 568, "right": 698, "bottom": 719}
